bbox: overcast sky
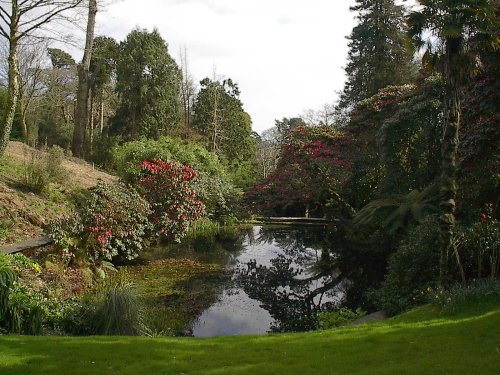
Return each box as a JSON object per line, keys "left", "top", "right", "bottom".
{"left": 94, "top": 0, "right": 359, "bottom": 134}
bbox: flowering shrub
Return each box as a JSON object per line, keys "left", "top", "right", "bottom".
{"left": 245, "top": 126, "right": 351, "bottom": 216}
{"left": 49, "top": 182, "right": 152, "bottom": 262}
{"left": 138, "top": 159, "right": 205, "bottom": 242}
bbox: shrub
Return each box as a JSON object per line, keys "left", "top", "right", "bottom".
{"left": 68, "top": 272, "right": 143, "bottom": 336}
{"left": 0, "top": 253, "right": 77, "bottom": 335}
{"left": 370, "top": 216, "right": 440, "bottom": 315}
{"left": 194, "top": 172, "right": 243, "bottom": 223}
{"left": 318, "top": 308, "right": 366, "bottom": 329}
{"left": 112, "top": 137, "right": 227, "bottom": 183}
{"left": 23, "top": 146, "right": 67, "bottom": 193}
{"left": 138, "top": 159, "right": 205, "bottom": 242}
{"left": 49, "top": 182, "right": 152, "bottom": 262}
{"left": 457, "top": 204, "right": 499, "bottom": 279}
{"left": 428, "top": 279, "right": 500, "bottom": 314}
{"left": 0, "top": 254, "right": 16, "bottom": 319}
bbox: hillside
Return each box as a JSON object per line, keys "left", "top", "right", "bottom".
{"left": 0, "top": 142, "right": 117, "bottom": 246}
{"left": 0, "top": 300, "right": 498, "bottom": 374}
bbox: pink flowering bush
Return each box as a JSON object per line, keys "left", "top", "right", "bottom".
{"left": 245, "top": 126, "right": 351, "bottom": 216}
{"left": 138, "top": 159, "right": 205, "bottom": 242}
{"left": 49, "top": 182, "right": 152, "bottom": 262}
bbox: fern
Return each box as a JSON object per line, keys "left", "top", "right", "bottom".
{"left": 354, "top": 184, "right": 439, "bottom": 234}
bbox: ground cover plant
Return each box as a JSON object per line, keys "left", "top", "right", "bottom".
{"left": 0, "top": 299, "right": 498, "bottom": 374}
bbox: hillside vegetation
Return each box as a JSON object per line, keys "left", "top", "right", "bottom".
{"left": 0, "top": 142, "right": 116, "bottom": 246}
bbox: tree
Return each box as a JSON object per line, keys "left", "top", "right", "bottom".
{"left": 72, "top": 0, "right": 97, "bottom": 158}
{"left": 192, "top": 77, "right": 254, "bottom": 165}
{"left": 87, "top": 35, "right": 118, "bottom": 156}
{"left": 339, "top": 0, "right": 416, "bottom": 109}
{"left": 408, "top": 0, "right": 498, "bottom": 285}
{"left": 36, "top": 48, "right": 77, "bottom": 148}
{"left": 178, "top": 46, "right": 196, "bottom": 137}
{"left": 0, "top": 38, "right": 47, "bottom": 144}
{"left": 110, "top": 28, "right": 181, "bottom": 141}
{"left": 0, "top": 0, "right": 84, "bottom": 156}
{"left": 246, "top": 125, "right": 351, "bottom": 217}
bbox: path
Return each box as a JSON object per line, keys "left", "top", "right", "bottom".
{"left": 0, "top": 236, "right": 52, "bottom": 255}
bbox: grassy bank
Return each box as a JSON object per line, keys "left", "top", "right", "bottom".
{"left": 1, "top": 299, "right": 498, "bottom": 374}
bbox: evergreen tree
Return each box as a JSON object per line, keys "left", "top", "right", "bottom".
{"left": 339, "top": 0, "right": 415, "bottom": 109}
{"left": 110, "top": 28, "right": 181, "bottom": 141}
{"left": 192, "top": 78, "right": 254, "bottom": 165}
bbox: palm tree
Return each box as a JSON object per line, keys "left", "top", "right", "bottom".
{"left": 407, "top": 0, "right": 498, "bottom": 285}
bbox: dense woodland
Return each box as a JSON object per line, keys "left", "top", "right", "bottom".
{"left": 0, "top": 0, "right": 498, "bottom": 338}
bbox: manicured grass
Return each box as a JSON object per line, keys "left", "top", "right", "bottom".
{"left": 0, "top": 300, "right": 499, "bottom": 375}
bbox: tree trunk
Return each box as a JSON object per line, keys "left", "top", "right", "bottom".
{"left": 72, "top": 0, "right": 97, "bottom": 158}
{"left": 438, "top": 37, "right": 463, "bottom": 286}
{"left": 0, "top": 2, "right": 20, "bottom": 157}
{"left": 19, "top": 96, "right": 29, "bottom": 145}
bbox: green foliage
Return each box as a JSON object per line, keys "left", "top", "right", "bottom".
{"left": 47, "top": 48, "right": 75, "bottom": 68}
{"left": 111, "top": 136, "right": 227, "bottom": 183}
{"left": 339, "top": 0, "right": 416, "bottom": 108}
{"left": 0, "top": 253, "right": 77, "bottom": 335}
{"left": 110, "top": 28, "right": 181, "bottom": 140}
{"left": 192, "top": 78, "right": 255, "bottom": 165}
{"left": 23, "top": 146, "right": 67, "bottom": 193}
{"left": 112, "top": 137, "right": 239, "bottom": 222}
{"left": 86, "top": 273, "right": 143, "bottom": 336}
{"left": 0, "top": 254, "right": 16, "bottom": 319}
{"left": 354, "top": 184, "right": 439, "bottom": 235}
{"left": 317, "top": 308, "right": 366, "bottom": 329}
{"left": 0, "top": 219, "right": 14, "bottom": 240}
{"left": 49, "top": 182, "right": 152, "bottom": 262}
{"left": 193, "top": 172, "right": 242, "bottom": 223}
{"left": 371, "top": 216, "right": 441, "bottom": 315}
{"left": 457, "top": 206, "right": 499, "bottom": 279}
{"left": 428, "top": 279, "right": 500, "bottom": 314}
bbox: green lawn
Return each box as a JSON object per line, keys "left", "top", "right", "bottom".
{"left": 0, "top": 301, "right": 499, "bottom": 375}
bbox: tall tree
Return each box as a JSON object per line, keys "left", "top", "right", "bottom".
{"left": 87, "top": 35, "right": 118, "bottom": 155}
{"left": 0, "top": 0, "right": 84, "bottom": 156}
{"left": 110, "top": 28, "right": 181, "bottom": 141}
{"left": 339, "top": 0, "right": 415, "bottom": 109}
{"left": 179, "top": 46, "right": 196, "bottom": 136}
{"left": 192, "top": 77, "right": 254, "bottom": 165}
{"left": 408, "top": 0, "right": 498, "bottom": 285}
{"left": 72, "top": 0, "right": 97, "bottom": 158}
{"left": 0, "top": 38, "right": 47, "bottom": 144}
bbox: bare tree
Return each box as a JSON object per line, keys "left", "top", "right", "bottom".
{"left": 256, "top": 127, "right": 280, "bottom": 178}
{"left": 301, "top": 103, "right": 336, "bottom": 127}
{"left": 5, "top": 39, "right": 48, "bottom": 144}
{"left": 179, "top": 46, "right": 197, "bottom": 137}
{"left": 0, "top": 0, "right": 84, "bottom": 156}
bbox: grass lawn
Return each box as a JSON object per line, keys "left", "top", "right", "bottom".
{"left": 0, "top": 300, "right": 499, "bottom": 375}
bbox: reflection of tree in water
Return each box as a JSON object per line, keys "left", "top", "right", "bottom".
{"left": 236, "top": 226, "right": 387, "bottom": 333}
{"left": 236, "top": 226, "right": 340, "bottom": 332}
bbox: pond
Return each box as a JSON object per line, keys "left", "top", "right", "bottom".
{"left": 129, "top": 225, "right": 384, "bottom": 337}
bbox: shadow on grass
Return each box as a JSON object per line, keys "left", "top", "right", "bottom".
{"left": 0, "top": 302, "right": 499, "bottom": 375}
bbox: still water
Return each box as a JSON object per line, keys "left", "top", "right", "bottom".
{"left": 191, "top": 225, "right": 343, "bottom": 337}
{"left": 134, "top": 225, "right": 380, "bottom": 337}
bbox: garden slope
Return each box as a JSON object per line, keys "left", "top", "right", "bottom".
{"left": 0, "top": 142, "right": 117, "bottom": 246}
{"left": 0, "top": 301, "right": 498, "bottom": 375}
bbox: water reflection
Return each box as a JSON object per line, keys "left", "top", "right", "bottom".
{"left": 192, "top": 226, "right": 350, "bottom": 336}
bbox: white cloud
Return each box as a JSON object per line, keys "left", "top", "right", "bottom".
{"left": 94, "top": 0, "right": 358, "bottom": 133}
